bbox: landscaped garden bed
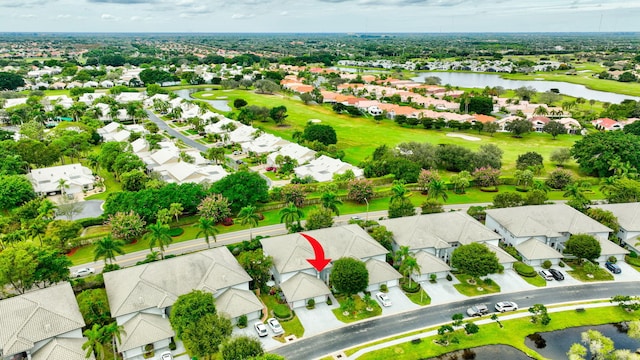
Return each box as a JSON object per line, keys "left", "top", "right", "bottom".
{"left": 453, "top": 274, "right": 501, "bottom": 296}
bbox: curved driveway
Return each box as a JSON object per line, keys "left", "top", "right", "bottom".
{"left": 272, "top": 281, "right": 640, "bottom": 359}
{"left": 145, "top": 110, "right": 208, "bottom": 152}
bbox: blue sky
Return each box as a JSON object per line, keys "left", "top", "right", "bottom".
{"left": 0, "top": 0, "right": 638, "bottom": 33}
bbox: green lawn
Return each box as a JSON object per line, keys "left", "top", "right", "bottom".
{"left": 404, "top": 287, "right": 431, "bottom": 306}
{"left": 85, "top": 168, "right": 122, "bottom": 201}
{"left": 355, "top": 306, "right": 640, "bottom": 360}
{"left": 566, "top": 261, "right": 615, "bottom": 282}
{"left": 191, "top": 89, "right": 580, "bottom": 174}
{"left": 520, "top": 274, "right": 547, "bottom": 287}
{"left": 453, "top": 274, "right": 501, "bottom": 296}
{"left": 333, "top": 295, "right": 383, "bottom": 323}
{"left": 259, "top": 293, "right": 305, "bottom": 340}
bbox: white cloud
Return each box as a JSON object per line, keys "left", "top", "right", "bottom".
{"left": 231, "top": 13, "right": 255, "bottom": 19}
{"left": 101, "top": 13, "right": 119, "bottom": 21}
{"left": 57, "top": 14, "right": 72, "bottom": 18}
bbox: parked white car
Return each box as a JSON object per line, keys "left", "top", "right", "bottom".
{"left": 267, "top": 317, "right": 284, "bottom": 334}
{"left": 72, "top": 267, "right": 95, "bottom": 278}
{"left": 160, "top": 351, "right": 173, "bottom": 360}
{"left": 254, "top": 322, "right": 268, "bottom": 337}
{"left": 376, "top": 292, "right": 392, "bottom": 307}
{"left": 495, "top": 301, "right": 518, "bottom": 313}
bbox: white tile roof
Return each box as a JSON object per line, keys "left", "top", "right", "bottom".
{"left": 294, "top": 155, "right": 363, "bottom": 182}
{"left": 279, "top": 273, "right": 331, "bottom": 303}
{"left": 27, "top": 163, "right": 94, "bottom": 194}
{"left": 31, "top": 337, "right": 94, "bottom": 360}
{"left": 215, "top": 288, "right": 263, "bottom": 319}
{"left": 515, "top": 238, "right": 563, "bottom": 261}
{"left": 117, "top": 313, "right": 175, "bottom": 352}
{"left": 365, "top": 258, "right": 402, "bottom": 284}
{"left": 592, "top": 203, "right": 640, "bottom": 233}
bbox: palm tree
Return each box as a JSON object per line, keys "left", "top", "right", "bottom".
{"left": 428, "top": 179, "right": 449, "bottom": 203}
{"left": 390, "top": 181, "right": 411, "bottom": 203}
{"left": 534, "top": 105, "right": 549, "bottom": 116}
{"left": 93, "top": 235, "right": 125, "bottom": 265}
{"left": 169, "top": 202, "right": 183, "bottom": 223}
{"left": 37, "top": 199, "right": 57, "bottom": 220}
{"left": 320, "top": 192, "right": 343, "bottom": 216}
{"left": 144, "top": 221, "right": 173, "bottom": 259}
{"left": 193, "top": 217, "right": 218, "bottom": 249}
{"left": 279, "top": 202, "right": 304, "bottom": 233}
{"left": 26, "top": 219, "right": 47, "bottom": 247}
{"left": 103, "top": 322, "right": 126, "bottom": 359}
{"left": 400, "top": 254, "right": 421, "bottom": 287}
{"left": 238, "top": 205, "right": 260, "bottom": 240}
{"left": 57, "top": 178, "right": 69, "bottom": 196}
{"left": 393, "top": 245, "right": 411, "bottom": 267}
{"left": 82, "top": 324, "right": 106, "bottom": 360}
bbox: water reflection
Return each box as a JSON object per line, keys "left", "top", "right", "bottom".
{"left": 428, "top": 345, "right": 531, "bottom": 360}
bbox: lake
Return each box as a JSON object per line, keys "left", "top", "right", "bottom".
{"left": 174, "top": 89, "right": 231, "bottom": 111}
{"left": 429, "top": 344, "right": 531, "bottom": 360}
{"left": 411, "top": 72, "right": 639, "bottom": 104}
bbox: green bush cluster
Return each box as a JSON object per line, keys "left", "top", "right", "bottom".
{"left": 514, "top": 262, "right": 537, "bottom": 277}
{"left": 168, "top": 227, "right": 184, "bottom": 237}
{"left": 626, "top": 255, "right": 640, "bottom": 267}
{"left": 273, "top": 304, "right": 291, "bottom": 319}
{"left": 501, "top": 245, "right": 523, "bottom": 261}
{"left": 402, "top": 281, "right": 420, "bottom": 293}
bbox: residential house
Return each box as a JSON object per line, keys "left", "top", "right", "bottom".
{"left": 592, "top": 203, "right": 640, "bottom": 253}
{"left": 240, "top": 133, "right": 289, "bottom": 155}
{"left": 266, "top": 143, "right": 317, "bottom": 168}
{"left": 228, "top": 125, "right": 257, "bottom": 144}
{"left": 260, "top": 225, "right": 401, "bottom": 308}
{"left": 485, "top": 204, "right": 625, "bottom": 264}
{"left": 27, "top": 163, "right": 95, "bottom": 196}
{"left": 592, "top": 118, "right": 623, "bottom": 131}
{"left": 530, "top": 116, "right": 551, "bottom": 132}
{"left": 379, "top": 212, "right": 515, "bottom": 281}
{"left": 103, "top": 247, "right": 262, "bottom": 360}
{"left": 294, "top": 155, "right": 364, "bottom": 182}
{"left": 0, "top": 283, "right": 91, "bottom": 360}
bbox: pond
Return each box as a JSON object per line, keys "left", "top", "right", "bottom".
{"left": 525, "top": 323, "right": 640, "bottom": 359}
{"left": 411, "top": 72, "right": 640, "bottom": 104}
{"left": 173, "top": 89, "right": 231, "bottom": 111}
{"left": 428, "top": 344, "right": 531, "bottom": 360}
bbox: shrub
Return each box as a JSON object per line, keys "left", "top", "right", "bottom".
{"left": 103, "top": 264, "right": 121, "bottom": 273}
{"left": 608, "top": 256, "right": 618, "bottom": 264}
{"left": 77, "top": 216, "right": 106, "bottom": 227}
{"left": 626, "top": 255, "right": 640, "bottom": 267}
{"left": 222, "top": 217, "right": 234, "bottom": 226}
{"left": 167, "top": 227, "right": 184, "bottom": 237}
{"left": 630, "top": 251, "right": 638, "bottom": 258}
{"left": 169, "top": 340, "right": 177, "bottom": 351}
{"left": 273, "top": 304, "right": 291, "bottom": 319}
{"left": 542, "top": 260, "right": 552, "bottom": 269}
{"left": 307, "top": 298, "right": 315, "bottom": 309}
{"left": 465, "top": 322, "right": 480, "bottom": 334}
{"left": 237, "top": 314, "right": 248, "bottom": 328}
{"left": 446, "top": 274, "right": 453, "bottom": 281}
{"left": 514, "top": 261, "right": 537, "bottom": 277}
{"left": 402, "top": 281, "right": 420, "bottom": 293}
{"left": 502, "top": 245, "right": 523, "bottom": 261}
{"left": 559, "top": 261, "right": 566, "bottom": 268}
{"left": 482, "top": 278, "right": 494, "bottom": 285}
{"left": 545, "top": 169, "right": 574, "bottom": 190}
{"left": 326, "top": 296, "right": 333, "bottom": 306}
{"left": 380, "top": 284, "right": 388, "bottom": 293}
{"left": 430, "top": 274, "right": 437, "bottom": 283}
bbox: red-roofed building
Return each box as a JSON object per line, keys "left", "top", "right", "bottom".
{"left": 472, "top": 114, "right": 497, "bottom": 124}
{"left": 592, "top": 118, "right": 623, "bottom": 131}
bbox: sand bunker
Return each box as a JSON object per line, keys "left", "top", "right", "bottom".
{"left": 446, "top": 133, "right": 481, "bottom": 141}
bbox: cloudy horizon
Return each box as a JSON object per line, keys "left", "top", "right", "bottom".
{"left": 0, "top": 0, "right": 639, "bottom": 33}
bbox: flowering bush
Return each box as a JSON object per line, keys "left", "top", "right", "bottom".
{"left": 473, "top": 167, "right": 501, "bottom": 187}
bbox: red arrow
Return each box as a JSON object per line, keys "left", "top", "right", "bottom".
{"left": 301, "top": 233, "right": 331, "bottom": 272}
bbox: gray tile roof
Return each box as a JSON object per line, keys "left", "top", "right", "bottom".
{"left": 485, "top": 204, "right": 612, "bottom": 238}
{"left": 378, "top": 212, "right": 501, "bottom": 251}
{"left": 31, "top": 337, "right": 94, "bottom": 360}
{"left": 215, "top": 288, "right": 263, "bottom": 319}
{"left": 515, "top": 238, "right": 563, "bottom": 261}
{"left": 260, "top": 225, "right": 388, "bottom": 275}
{"left": 598, "top": 238, "right": 629, "bottom": 256}
{"left": 104, "top": 247, "right": 251, "bottom": 318}
{"left": 592, "top": 203, "right": 640, "bottom": 232}
{"left": 485, "top": 244, "right": 517, "bottom": 264}
{"left": 365, "top": 259, "right": 402, "bottom": 285}
{"left": 0, "top": 283, "right": 85, "bottom": 358}
{"left": 414, "top": 251, "right": 451, "bottom": 274}
{"left": 117, "top": 313, "right": 175, "bottom": 353}
{"left": 280, "top": 273, "right": 331, "bottom": 303}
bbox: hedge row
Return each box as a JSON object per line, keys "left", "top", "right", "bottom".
{"left": 514, "top": 261, "right": 537, "bottom": 277}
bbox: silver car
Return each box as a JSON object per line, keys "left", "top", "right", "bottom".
{"left": 466, "top": 304, "right": 489, "bottom": 317}
{"left": 72, "top": 267, "right": 95, "bottom": 278}
{"left": 267, "top": 317, "right": 284, "bottom": 334}
{"left": 254, "top": 322, "right": 268, "bottom": 337}
{"left": 376, "top": 292, "right": 392, "bottom": 307}
{"left": 539, "top": 270, "right": 554, "bottom": 281}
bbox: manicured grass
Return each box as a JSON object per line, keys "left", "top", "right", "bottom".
{"left": 404, "top": 287, "right": 431, "bottom": 306}
{"left": 566, "top": 262, "right": 614, "bottom": 282}
{"left": 333, "top": 295, "right": 383, "bottom": 323}
{"left": 191, "top": 89, "right": 579, "bottom": 174}
{"left": 85, "top": 168, "right": 122, "bottom": 201}
{"left": 83, "top": 225, "right": 111, "bottom": 237}
{"left": 259, "top": 293, "right": 305, "bottom": 340}
{"left": 355, "top": 306, "right": 640, "bottom": 360}
{"left": 520, "top": 274, "right": 547, "bottom": 287}
{"left": 453, "top": 274, "right": 501, "bottom": 297}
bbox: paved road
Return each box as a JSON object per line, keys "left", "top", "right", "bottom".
{"left": 146, "top": 110, "right": 208, "bottom": 152}
{"left": 272, "top": 281, "right": 640, "bottom": 360}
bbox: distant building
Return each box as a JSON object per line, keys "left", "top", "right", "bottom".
{"left": 27, "top": 164, "right": 95, "bottom": 196}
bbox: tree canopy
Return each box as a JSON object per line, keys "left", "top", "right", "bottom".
{"left": 565, "top": 234, "right": 601, "bottom": 262}
{"left": 329, "top": 257, "right": 369, "bottom": 296}
{"left": 211, "top": 171, "right": 269, "bottom": 212}
{"left": 303, "top": 124, "right": 338, "bottom": 145}
{"left": 169, "top": 290, "right": 216, "bottom": 339}
{"left": 450, "top": 243, "right": 500, "bottom": 277}
{"left": 571, "top": 131, "right": 640, "bottom": 177}
{"left": 0, "top": 72, "right": 25, "bottom": 90}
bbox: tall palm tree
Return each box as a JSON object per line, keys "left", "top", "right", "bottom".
{"left": 194, "top": 217, "right": 218, "bottom": 249}
{"left": 26, "top": 219, "right": 47, "bottom": 247}
{"left": 393, "top": 245, "right": 411, "bottom": 267}
{"left": 428, "top": 179, "right": 449, "bottom": 203}
{"left": 279, "top": 202, "right": 304, "bottom": 233}
{"left": 37, "top": 199, "right": 57, "bottom": 220}
{"left": 93, "top": 235, "right": 125, "bottom": 265}
{"left": 320, "top": 192, "right": 343, "bottom": 216}
{"left": 103, "top": 321, "right": 126, "bottom": 359}
{"left": 169, "top": 202, "right": 183, "bottom": 223}
{"left": 82, "top": 324, "right": 106, "bottom": 360}
{"left": 144, "top": 221, "right": 173, "bottom": 259}
{"left": 238, "top": 205, "right": 261, "bottom": 240}
{"left": 400, "top": 254, "right": 421, "bottom": 287}
{"left": 57, "top": 178, "right": 69, "bottom": 196}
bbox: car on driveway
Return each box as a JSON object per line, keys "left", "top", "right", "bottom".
{"left": 549, "top": 268, "right": 565, "bottom": 281}
{"left": 495, "top": 301, "right": 518, "bottom": 312}
{"left": 376, "top": 292, "right": 392, "bottom": 307}
{"left": 539, "top": 270, "right": 554, "bottom": 281}
{"left": 72, "top": 267, "right": 95, "bottom": 278}
{"left": 160, "top": 351, "right": 173, "bottom": 360}
{"left": 466, "top": 304, "right": 489, "bottom": 317}
{"left": 605, "top": 261, "right": 622, "bottom": 274}
{"left": 254, "top": 322, "right": 268, "bottom": 337}
{"left": 267, "top": 317, "right": 284, "bottom": 334}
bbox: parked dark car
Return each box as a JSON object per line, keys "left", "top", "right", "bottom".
{"left": 605, "top": 261, "right": 622, "bottom": 274}
{"left": 549, "top": 268, "right": 564, "bottom": 281}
